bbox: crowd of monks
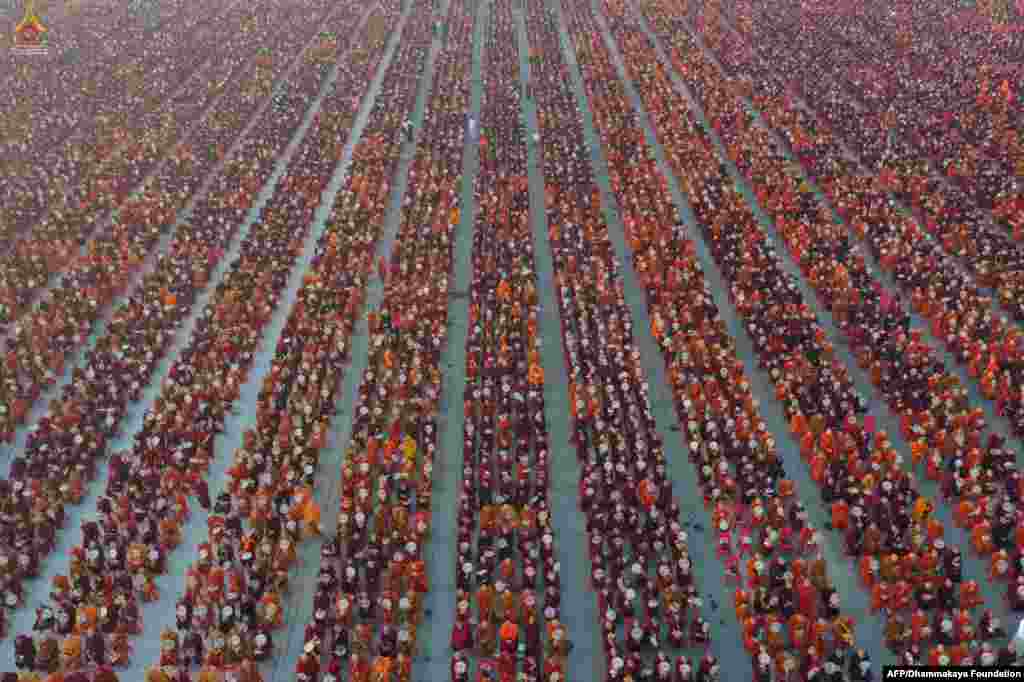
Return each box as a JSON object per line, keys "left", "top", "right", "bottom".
{"left": 291, "top": 0, "right": 470, "bottom": 680}
{"left": 6, "top": 0, "right": 397, "bottom": 679}
{"left": 4, "top": 0, "right": 1024, "bottom": 679}
{"left": 614, "top": 0, "right": 1024, "bottom": 675}
{"left": 2, "top": 7, "right": 370, "bottom": 671}
{"left": 564, "top": 0, "right": 872, "bottom": 678}
{"left": 448, "top": 1, "right": 571, "bottom": 682}
{"left": 718, "top": 0, "right": 1024, "bottom": 439}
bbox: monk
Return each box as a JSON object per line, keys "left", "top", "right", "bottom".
{"left": 499, "top": 620, "right": 519, "bottom": 655}
{"left": 831, "top": 499, "right": 850, "bottom": 531}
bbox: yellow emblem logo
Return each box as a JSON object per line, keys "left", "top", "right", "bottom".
{"left": 13, "top": 0, "right": 49, "bottom": 56}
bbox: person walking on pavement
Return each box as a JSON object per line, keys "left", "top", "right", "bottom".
{"left": 1014, "top": 617, "right": 1024, "bottom": 664}
{"left": 193, "top": 473, "right": 211, "bottom": 511}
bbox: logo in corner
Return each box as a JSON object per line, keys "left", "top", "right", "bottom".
{"left": 12, "top": 0, "right": 49, "bottom": 56}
